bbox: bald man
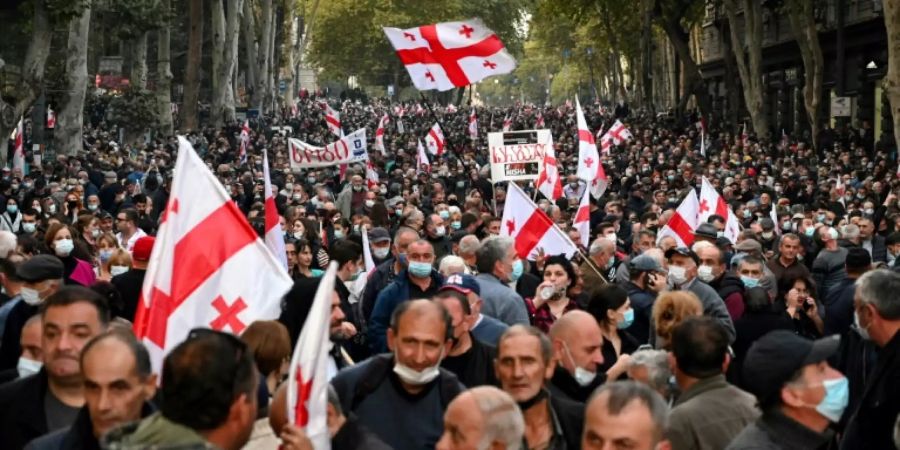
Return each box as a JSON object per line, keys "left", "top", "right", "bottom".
{"left": 437, "top": 386, "right": 524, "bottom": 450}
{"left": 548, "top": 311, "right": 632, "bottom": 403}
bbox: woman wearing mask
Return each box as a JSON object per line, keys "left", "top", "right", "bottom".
{"left": 44, "top": 223, "right": 96, "bottom": 286}
{"left": 0, "top": 198, "right": 21, "bottom": 233}
{"left": 525, "top": 255, "right": 579, "bottom": 333}
{"left": 447, "top": 206, "right": 463, "bottom": 231}
{"left": 777, "top": 275, "right": 824, "bottom": 338}
{"left": 105, "top": 249, "right": 132, "bottom": 280}
{"left": 300, "top": 218, "right": 330, "bottom": 269}
{"left": 75, "top": 214, "right": 101, "bottom": 254}
{"left": 587, "top": 284, "right": 639, "bottom": 379}
{"left": 63, "top": 190, "right": 83, "bottom": 223}
{"left": 95, "top": 233, "right": 121, "bottom": 280}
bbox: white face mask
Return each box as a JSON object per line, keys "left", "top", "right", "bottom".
{"left": 373, "top": 247, "right": 390, "bottom": 259}
{"left": 20, "top": 287, "right": 42, "bottom": 306}
{"left": 434, "top": 226, "right": 446, "bottom": 237}
{"left": 854, "top": 311, "right": 871, "bottom": 340}
{"left": 564, "top": 342, "right": 596, "bottom": 387}
{"left": 697, "top": 265, "right": 715, "bottom": 282}
{"left": 17, "top": 357, "right": 42, "bottom": 378}
{"left": 393, "top": 349, "right": 443, "bottom": 386}
{"left": 668, "top": 265, "right": 688, "bottom": 286}
{"left": 110, "top": 265, "right": 129, "bottom": 276}
{"left": 54, "top": 238, "right": 74, "bottom": 257}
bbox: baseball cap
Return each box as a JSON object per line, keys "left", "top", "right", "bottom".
{"left": 440, "top": 273, "right": 481, "bottom": 296}
{"left": 665, "top": 247, "right": 700, "bottom": 265}
{"left": 132, "top": 236, "right": 155, "bottom": 262}
{"left": 742, "top": 331, "right": 840, "bottom": 407}
{"left": 368, "top": 227, "right": 391, "bottom": 244}
{"left": 629, "top": 254, "right": 663, "bottom": 273}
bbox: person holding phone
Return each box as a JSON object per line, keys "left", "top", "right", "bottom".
{"left": 780, "top": 275, "right": 824, "bottom": 338}
{"left": 623, "top": 251, "right": 669, "bottom": 346}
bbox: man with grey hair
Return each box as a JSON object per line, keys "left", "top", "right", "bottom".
{"left": 581, "top": 237, "right": 615, "bottom": 287}
{"left": 457, "top": 235, "right": 481, "bottom": 274}
{"left": 0, "top": 230, "right": 16, "bottom": 258}
{"left": 438, "top": 255, "right": 468, "bottom": 276}
{"left": 582, "top": 381, "right": 670, "bottom": 450}
{"left": 475, "top": 236, "right": 528, "bottom": 326}
{"left": 627, "top": 349, "right": 675, "bottom": 403}
{"left": 436, "top": 386, "right": 524, "bottom": 450}
{"left": 841, "top": 269, "right": 900, "bottom": 449}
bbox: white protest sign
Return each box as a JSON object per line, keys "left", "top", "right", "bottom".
{"left": 489, "top": 129, "right": 553, "bottom": 182}
{"left": 289, "top": 128, "right": 368, "bottom": 170}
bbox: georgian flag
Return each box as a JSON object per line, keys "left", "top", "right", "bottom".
{"left": 605, "top": 120, "right": 633, "bottom": 146}
{"left": 374, "top": 113, "right": 389, "bottom": 155}
{"left": 320, "top": 102, "right": 342, "bottom": 137}
{"left": 11, "top": 117, "right": 24, "bottom": 173}
{"left": 573, "top": 187, "right": 591, "bottom": 249}
{"left": 263, "top": 149, "right": 288, "bottom": 271}
{"left": 574, "top": 97, "right": 608, "bottom": 199}
{"left": 468, "top": 108, "right": 478, "bottom": 139}
{"left": 502, "top": 115, "right": 512, "bottom": 132}
{"left": 416, "top": 139, "right": 430, "bottom": 173}
{"left": 366, "top": 160, "right": 379, "bottom": 190}
{"left": 46, "top": 106, "right": 56, "bottom": 129}
{"left": 239, "top": 121, "right": 250, "bottom": 166}
{"left": 535, "top": 112, "right": 545, "bottom": 128}
{"left": 699, "top": 177, "right": 741, "bottom": 244}
{"left": 133, "top": 137, "right": 292, "bottom": 374}
{"left": 657, "top": 190, "right": 700, "bottom": 248}
{"left": 501, "top": 183, "right": 577, "bottom": 260}
{"left": 535, "top": 140, "right": 563, "bottom": 201}
{"left": 425, "top": 123, "right": 446, "bottom": 156}
{"left": 383, "top": 18, "right": 516, "bottom": 91}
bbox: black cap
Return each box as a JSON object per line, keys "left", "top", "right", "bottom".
{"left": 665, "top": 247, "right": 700, "bottom": 266}
{"left": 17, "top": 255, "right": 64, "bottom": 282}
{"left": 694, "top": 223, "right": 719, "bottom": 239}
{"left": 742, "top": 331, "right": 840, "bottom": 407}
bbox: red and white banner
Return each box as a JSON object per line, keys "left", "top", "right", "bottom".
{"left": 502, "top": 115, "right": 512, "bottom": 132}
{"left": 239, "top": 121, "right": 250, "bottom": 166}
{"left": 263, "top": 149, "right": 288, "bottom": 271}
{"left": 374, "top": 113, "right": 388, "bottom": 155}
{"left": 657, "top": 190, "right": 700, "bottom": 248}
{"left": 383, "top": 18, "right": 516, "bottom": 91}
{"left": 11, "top": 118, "right": 24, "bottom": 173}
{"left": 46, "top": 106, "right": 56, "bottom": 129}
{"left": 500, "top": 183, "right": 577, "bottom": 260}
{"left": 573, "top": 187, "right": 591, "bottom": 249}
{"left": 365, "top": 160, "right": 379, "bottom": 190}
{"left": 468, "top": 108, "right": 478, "bottom": 139}
{"left": 535, "top": 139, "right": 562, "bottom": 201}
{"left": 574, "top": 97, "right": 608, "bottom": 199}
{"left": 287, "top": 262, "right": 336, "bottom": 449}
{"left": 425, "top": 123, "right": 446, "bottom": 156}
{"left": 134, "top": 137, "right": 293, "bottom": 373}
{"left": 288, "top": 129, "right": 368, "bottom": 170}
{"left": 488, "top": 129, "right": 552, "bottom": 182}
{"left": 605, "top": 120, "right": 632, "bottom": 146}
{"left": 416, "top": 139, "right": 430, "bottom": 173}
{"left": 320, "top": 102, "right": 342, "bottom": 137}
{"left": 699, "top": 177, "right": 741, "bottom": 244}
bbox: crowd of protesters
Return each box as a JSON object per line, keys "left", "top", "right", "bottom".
{"left": 0, "top": 90, "right": 897, "bottom": 449}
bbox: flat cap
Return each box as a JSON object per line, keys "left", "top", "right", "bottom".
{"left": 17, "top": 255, "right": 64, "bottom": 282}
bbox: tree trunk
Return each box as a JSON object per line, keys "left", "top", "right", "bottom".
{"left": 131, "top": 32, "right": 148, "bottom": 90}
{"left": 885, "top": 0, "right": 900, "bottom": 155}
{"left": 716, "top": 17, "right": 742, "bottom": 132}
{"left": 654, "top": 0, "right": 712, "bottom": 122}
{"left": 242, "top": 0, "right": 258, "bottom": 106}
{"left": 156, "top": 0, "right": 173, "bottom": 136}
{"left": 292, "top": 0, "right": 320, "bottom": 98}
{"left": 255, "top": 0, "right": 273, "bottom": 112}
{"left": 211, "top": 0, "right": 226, "bottom": 126}
{"left": 56, "top": 1, "right": 92, "bottom": 156}
{"left": 642, "top": 0, "right": 654, "bottom": 110}
{"left": 0, "top": 0, "right": 52, "bottom": 165}
{"left": 786, "top": 0, "right": 824, "bottom": 148}
{"left": 182, "top": 0, "right": 204, "bottom": 131}
{"left": 724, "top": 0, "right": 769, "bottom": 139}
{"left": 223, "top": 0, "right": 243, "bottom": 123}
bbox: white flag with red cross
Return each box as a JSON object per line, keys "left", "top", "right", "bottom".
{"left": 657, "top": 189, "right": 700, "bottom": 248}
{"left": 535, "top": 139, "right": 563, "bottom": 202}
{"left": 502, "top": 115, "right": 512, "bottom": 132}
{"left": 239, "top": 121, "right": 250, "bottom": 166}
{"left": 574, "top": 97, "right": 609, "bottom": 200}
{"left": 133, "top": 136, "right": 293, "bottom": 374}
{"left": 699, "top": 177, "right": 741, "bottom": 244}
{"left": 501, "top": 183, "right": 577, "bottom": 261}
{"left": 366, "top": 160, "right": 379, "bottom": 190}
{"left": 416, "top": 139, "right": 430, "bottom": 173}
{"left": 263, "top": 149, "right": 288, "bottom": 271}
{"left": 425, "top": 123, "right": 446, "bottom": 156}
{"left": 573, "top": 187, "right": 591, "bottom": 249}
{"left": 287, "top": 261, "right": 336, "bottom": 450}
{"left": 320, "top": 102, "right": 342, "bottom": 137}
{"left": 605, "top": 120, "right": 632, "bottom": 146}
{"left": 11, "top": 118, "right": 24, "bottom": 173}
{"left": 383, "top": 18, "right": 516, "bottom": 91}
{"left": 374, "top": 113, "right": 388, "bottom": 155}
{"left": 468, "top": 108, "right": 478, "bottom": 139}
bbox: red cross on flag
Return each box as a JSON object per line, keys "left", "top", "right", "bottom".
{"left": 287, "top": 261, "right": 337, "bottom": 449}
{"left": 573, "top": 187, "right": 591, "bottom": 249}
{"left": 134, "top": 136, "right": 293, "bottom": 374}
{"left": 11, "top": 118, "right": 24, "bottom": 174}
{"left": 657, "top": 190, "right": 700, "bottom": 248}
{"left": 425, "top": 123, "right": 446, "bottom": 156}
{"left": 416, "top": 139, "right": 430, "bottom": 173}
{"left": 46, "top": 105, "right": 56, "bottom": 129}
{"left": 535, "top": 140, "right": 563, "bottom": 202}
{"left": 263, "top": 149, "right": 288, "bottom": 271}
{"left": 699, "top": 177, "right": 741, "bottom": 244}
{"left": 574, "top": 97, "right": 608, "bottom": 199}
{"left": 384, "top": 18, "right": 516, "bottom": 91}
{"left": 605, "top": 120, "right": 633, "bottom": 146}
{"left": 374, "top": 113, "right": 389, "bottom": 155}
{"left": 320, "top": 102, "right": 342, "bottom": 137}
{"left": 501, "top": 183, "right": 578, "bottom": 260}
{"left": 468, "top": 108, "right": 478, "bottom": 139}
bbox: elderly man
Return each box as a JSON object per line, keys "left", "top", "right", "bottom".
{"left": 436, "top": 386, "right": 524, "bottom": 450}
{"left": 857, "top": 217, "right": 887, "bottom": 263}
{"left": 0, "top": 255, "right": 64, "bottom": 370}
{"left": 457, "top": 235, "right": 481, "bottom": 274}
{"left": 582, "top": 237, "right": 615, "bottom": 287}
{"left": 475, "top": 236, "right": 529, "bottom": 326}
{"left": 626, "top": 349, "right": 675, "bottom": 403}
{"left": 582, "top": 381, "right": 671, "bottom": 450}
{"left": 697, "top": 244, "right": 745, "bottom": 321}
{"left": 336, "top": 174, "right": 366, "bottom": 219}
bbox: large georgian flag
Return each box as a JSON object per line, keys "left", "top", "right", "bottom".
{"left": 657, "top": 190, "right": 700, "bottom": 248}
{"left": 699, "top": 177, "right": 741, "bottom": 244}
{"left": 501, "top": 183, "right": 578, "bottom": 260}
{"left": 384, "top": 18, "right": 516, "bottom": 91}
{"left": 574, "top": 97, "right": 608, "bottom": 200}
{"left": 134, "top": 137, "right": 293, "bottom": 373}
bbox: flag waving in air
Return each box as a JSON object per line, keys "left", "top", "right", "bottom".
{"left": 502, "top": 115, "right": 512, "bottom": 132}
{"left": 501, "top": 183, "right": 578, "bottom": 260}
{"left": 263, "top": 149, "right": 287, "bottom": 271}
{"left": 134, "top": 137, "right": 293, "bottom": 373}
{"left": 374, "top": 113, "right": 389, "bottom": 155}
{"left": 657, "top": 190, "right": 700, "bottom": 248}
{"left": 383, "top": 18, "right": 516, "bottom": 91}
{"left": 320, "top": 102, "right": 342, "bottom": 137}
{"left": 11, "top": 118, "right": 24, "bottom": 173}
{"left": 425, "top": 123, "right": 446, "bottom": 156}
{"left": 573, "top": 187, "right": 591, "bottom": 250}
{"left": 287, "top": 262, "right": 337, "bottom": 450}
{"left": 574, "top": 97, "right": 608, "bottom": 199}
{"left": 698, "top": 177, "right": 741, "bottom": 243}
{"left": 416, "top": 139, "right": 430, "bottom": 173}
{"left": 468, "top": 108, "right": 478, "bottom": 139}
{"left": 535, "top": 139, "right": 562, "bottom": 202}
{"left": 239, "top": 121, "right": 250, "bottom": 166}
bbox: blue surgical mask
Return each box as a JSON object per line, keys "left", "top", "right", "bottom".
{"left": 99, "top": 249, "right": 114, "bottom": 263}
{"left": 6, "top": 205, "right": 17, "bottom": 214}
{"left": 740, "top": 275, "right": 759, "bottom": 289}
{"left": 334, "top": 230, "right": 345, "bottom": 239}
{"left": 408, "top": 261, "right": 432, "bottom": 278}
{"left": 814, "top": 377, "right": 850, "bottom": 423}
{"left": 439, "top": 210, "right": 450, "bottom": 220}
{"left": 451, "top": 221, "right": 461, "bottom": 230}
{"left": 618, "top": 308, "right": 634, "bottom": 330}
{"left": 805, "top": 227, "right": 816, "bottom": 237}
{"left": 510, "top": 259, "right": 524, "bottom": 282}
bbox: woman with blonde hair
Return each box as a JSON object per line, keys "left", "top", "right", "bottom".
{"left": 651, "top": 290, "right": 703, "bottom": 349}
{"left": 95, "top": 233, "right": 121, "bottom": 280}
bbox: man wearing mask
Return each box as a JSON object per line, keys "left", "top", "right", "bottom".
{"left": 367, "top": 227, "right": 392, "bottom": 266}
{"left": 494, "top": 325, "right": 583, "bottom": 450}
{"left": 424, "top": 213, "right": 451, "bottom": 261}
{"left": 697, "top": 244, "right": 746, "bottom": 321}
{"left": 0, "top": 286, "right": 109, "bottom": 449}
{"left": 840, "top": 269, "right": 900, "bottom": 449}
{"left": 856, "top": 217, "right": 886, "bottom": 263}
{"left": 581, "top": 237, "right": 615, "bottom": 287}
{"left": 336, "top": 174, "right": 366, "bottom": 220}
{"left": 665, "top": 247, "right": 736, "bottom": 342}
{"left": 111, "top": 236, "right": 154, "bottom": 321}
{"left": 812, "top": 227, "right": 848, "bottom": 302}
{"left": 548, "top": 311, "right": 631, "bottom": 403}
{"left": 728, "top": 331, "right": 847, "bottom": 449}
{"left": 332, "top": 300, "right": 463, "bottom": 450}
{"left": 368, "top": 240, "right": 443, "bottom": 353}
{"left": 0, "top": 255, "right": 64, "bottom": 370}
{"left": 624, "top": 253, "right": 668, "bottom": 345}
{"left": 360, "top": 227, "right": 418, "bottom": 322}
{"left": 757, "top": 218, "right": 778, "bottom": 255}
{"left": 435, "top": 278, "right": 497, "bottom": 387}
{"left": 24, "top": 330, "right": 157, "bottom": 449}
{"left": 474, "top": 236, "right": 529, "bottom": 326}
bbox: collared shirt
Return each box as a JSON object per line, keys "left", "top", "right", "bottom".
{"left": 116, "top": 228, "right": 147, "bottom": 252}
{"left": 521, "top": 397, "right": 567, "bottom": 450}
{"left": 524, "top": 297, "right": 580, "bottom": 333}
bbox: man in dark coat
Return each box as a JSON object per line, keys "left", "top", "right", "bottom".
{"left": 110, "top": 236, "right": 154, "bottom": 321}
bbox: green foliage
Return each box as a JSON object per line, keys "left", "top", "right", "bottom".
{"left": 105, "top": 87, "right": 159, "bottom": 130}
{"left": 46, "top": 0, "right": 91, "bottom": 25}
{"left": 99, "top": 0, "right": 172, "bottom": 40}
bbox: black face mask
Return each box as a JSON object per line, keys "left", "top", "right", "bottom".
{"left": 517, "top": 388, "right": 548, "bottom": 411}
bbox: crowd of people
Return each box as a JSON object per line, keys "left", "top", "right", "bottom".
{"left": 0, "top": 91, "right": 898, "bottom": 449}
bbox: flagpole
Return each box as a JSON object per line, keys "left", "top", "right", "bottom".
{"left": 419, "top": 93, "right": 459, "bottom": 156}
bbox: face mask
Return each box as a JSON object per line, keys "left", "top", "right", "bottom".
{"left": 33, "top": 206, "right": 41, "bottom": 214}
{"left": 510, "top": 259, "right": 524, "bottom": 282}
{"left": 91, "top": 229, "right": 101, "bottom": 238}
{"left": 805, "top": 227, "right": 816, "bottom": 237}
{"left": 604, "top": 233, "right": 617, "bottom": 243}
{"left": 353, "top": 185, "right": 364, "bottom": 192}
{"left": 17, "top": 357, "right": 42, "bottom": 378}
{"left": 761, "top": 231, "right": 774, "bottom": 240}
{"left": 829, "top": 228, "right": 839, "bottom": 240}
{"left": 292, "top": 231, "right": 305, "bottom": 240}
{"left": 393, "top": 350, "right": 443, "bottom": 385}
{"left": 812, "top": 377, "right": 850, "bottom": 423}
{"left": 697, "top": 265, "right": 715, "bottom": 282}
{"left": 782, "top": 222, "right": 792, "bottom": 231}
{"left": 110, "top": 265, "right": 129, "bottom": 276}
{"left": 438, "top": 210, "right": 450, "bottom": 220}
{"left": 716, "top": 231, "right": 725, "bottom": 238}
{"left": 408, "top": 261, "right": 432, "bottom": 278}
{"left": 668, "top": 266, "right": 687, "bottom": 286}
{"left": 563, "top": 342, "right": 596, "bottom": 386}
{"left": 333, "top": 230, "right": 345, "bottom": 239}
{"left": 6, "top": 205, "right": 17, "bottom": 214}
{"left": 395, "top": 209, "right": 403, "bottom": 217}
{"left": 451, "top": 220, "right": 461, "bottom": 230}
{"left": 743, "top": 209, "right": 753, "bottom": 219}
{"left": 99, "top": 249, "right": 115, "bottom": 263}
{"left": 373, "top": 247, "right": 390, "bottom": 259}
{"left": 618, "top": 308, "right": 634, "bottom": 330}
{"left": 54, "top": 238, "right": 74, "bottom": 257}
{"left": 87, "top": 204, "right": 98, "bottom": 212}
{"left": 434, "top": 226, "right": 446, "bottom": 237}
{"left": 865, "top": 208, "right": 874, "bottom": 216}
{"left": 22, "top": 223, "right": 36, "bottom": 234}
{"left": 47, "top": 204, "right": 56, "bottom": 214}
{"left": 605, "top": 257, "right": 614, "bottom": 270}
{"left": 308, "top": 177, "right": 317, "bottom": 184}
{"left": 740, "top": 276, "right": 759, "bottom": 288}
{"left": 20, "top": 287, "right": 42, "bottom": 306}
{"left": 854, "top": 311, "right": 871, "bottom": 340}
{"left": 817, "top": 214, "right": 826, "bottom": 223}
{"left": 364, "top": 200, "right": 375, "bottom": 208}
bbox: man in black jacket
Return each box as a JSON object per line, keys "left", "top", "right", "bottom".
{"left": 435, "top": 280, "right": 497, "bottom": 388}
{"left": 110, "top": 236, "right": 153, "bottom": 321}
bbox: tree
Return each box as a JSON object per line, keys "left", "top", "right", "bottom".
{"left": 56, "top": 1, "right": 93, "bottom": 155}
{"left": 254, "top": 0, "right": 274, "bottom": 111}
{"left": 785, "top": 0, "right": 823, "bottom": 147}
{"left": 211, "top": 0, "right": 244, "bottom": 127}
{"left": 652, "top": 0, "right": 710, "bottom": 120}
{"left": 723, "top": 0, "right": 769, "bottom": 139}
{"left": 885, "top": 0, "right": 900, "bottom": 155}
{"left": 157, "top": 0, "right": 173, "bottom": 135}
{"left": 183, "top": 0, "right": 204, "bottom": 131}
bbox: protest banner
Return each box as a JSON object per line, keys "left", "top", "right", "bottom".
{"left": 288, "top": 128, "right": 368, "bottom": 170}
{"left": 488, "top": 129, "right": 552, "bottom": 182}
